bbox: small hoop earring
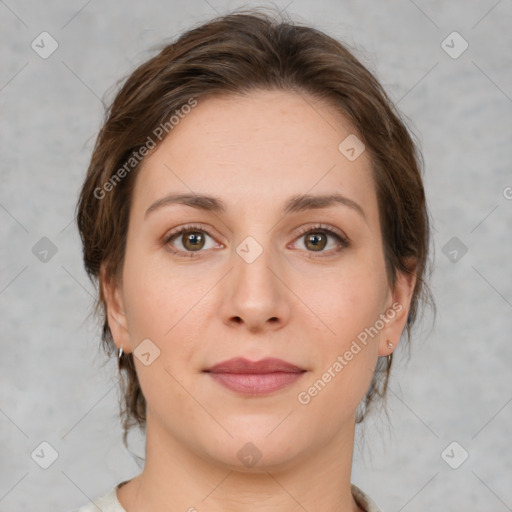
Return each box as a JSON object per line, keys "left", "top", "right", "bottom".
{"left": 117, "top": 346, "right": 124, "bottom": 371}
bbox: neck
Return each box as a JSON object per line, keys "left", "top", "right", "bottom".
{"left": 118, "top": 410, "right": 362, "bottom": 512}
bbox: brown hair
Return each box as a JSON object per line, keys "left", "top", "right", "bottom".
{"left": 76, "top": 7, "right": 433, "bottom": 449}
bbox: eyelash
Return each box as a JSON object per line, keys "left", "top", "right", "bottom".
{"left": 163, "top": 223, "right": 350, "bottom": 259}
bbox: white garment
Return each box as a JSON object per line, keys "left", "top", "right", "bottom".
{"left": 72, "top": 481, "right": 382, "bottom": 512}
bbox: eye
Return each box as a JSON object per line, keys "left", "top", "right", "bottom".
{"left": 290, "top": 224, "right": 349, "bottom": 256}
{"left": 163, "top": 223, "right": 349, "bottom": 259}
{"left": 164, "top": 224, "right": 221, "bottom": 257}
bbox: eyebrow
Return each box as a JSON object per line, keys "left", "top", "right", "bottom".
{"left": 144, "top": 192, "right": 366, "bottom": 221}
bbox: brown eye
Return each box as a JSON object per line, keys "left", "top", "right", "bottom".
{"left": 291, "top": 225, "right": 349, "bottom": 257}
{"left": 181, "top": 231, "right": 206, "bottom": 251}
{"left": 304, "top": 232, "right": 327, "bottom": 251}
{"left": 164, "top": 225, "right": 220, "bottom": 257}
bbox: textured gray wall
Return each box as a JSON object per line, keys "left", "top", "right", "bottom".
{"left": 1, "top": 1, "right": 511, "bottom": 511}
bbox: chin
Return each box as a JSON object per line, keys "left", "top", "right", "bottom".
{"left": 196, "top": 427, "right": 306, "bottom": 473}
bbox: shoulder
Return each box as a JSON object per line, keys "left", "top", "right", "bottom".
{"left": 69, "top": 483, "right": 127, "bottom": 512}
{"left": 351, "top": 483, "right": 382, "bottom": 512}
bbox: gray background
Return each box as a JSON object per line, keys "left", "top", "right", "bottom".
{"left": 1, "top": 0, "right": 511, "bottom": 511}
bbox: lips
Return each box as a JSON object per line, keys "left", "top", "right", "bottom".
{"left": 205, "top": 357, "right": 305, "bottom": 374}
{"left": 204, "top": 357, "right": 306, "bottom": 396}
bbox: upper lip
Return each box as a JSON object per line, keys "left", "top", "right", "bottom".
{"left": 204, "top": 357, "right": 305, "bottom": 374}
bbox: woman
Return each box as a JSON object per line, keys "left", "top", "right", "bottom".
{"left": 73, "top": 8, "right": 432, "bottom": 512}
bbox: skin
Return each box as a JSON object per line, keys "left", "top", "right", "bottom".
{"left": 102, "top": 89, "right": 416, "bottom": 512}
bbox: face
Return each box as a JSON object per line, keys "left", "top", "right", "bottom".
{"left": 103, "top": 90, "right": 415, "bottom": 470}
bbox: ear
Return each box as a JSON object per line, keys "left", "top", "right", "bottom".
{"left": 378, "top": 259, "right": 417, "bottom": 356}
{"left": 100, "top": 262, "right": 131, "bottom": 354}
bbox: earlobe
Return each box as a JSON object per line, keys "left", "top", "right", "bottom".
{"left": 100, "top": 263, "right": 131, "bottom": 352}
{"left": 378, "top": 261, "right": 417, "bottom": 356}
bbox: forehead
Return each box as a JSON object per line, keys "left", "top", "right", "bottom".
{"left": 131, "top": 90, "right": 377, "bottom": 220}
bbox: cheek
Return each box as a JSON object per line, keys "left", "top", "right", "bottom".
{"left": 297, "top": 272, "right": 383, "bottom": 423}
{"left": 121, "top": 251, "right": 213, "bottom": 362}
{"left": 121, "top": 256, "right": 203, "bottom": 402}
{"left": 124, "top": 275, "right": 164, "bottom": 337}
{"left": 121, "top": 249, "right": 179, "bottom": 341}
{"left": 309, "top": 260, "right": 387, "bottom": 342}
{"left": 298, "top": 256, "right": 387, "bottom": 402}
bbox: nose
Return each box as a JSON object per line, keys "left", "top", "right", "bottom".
{"left": 219, "top": 237, "right": 291, "bottom": 333}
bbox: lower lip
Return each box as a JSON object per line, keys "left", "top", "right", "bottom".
{"left": 207, "top": 372, "right": 305, "bottom": 395}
